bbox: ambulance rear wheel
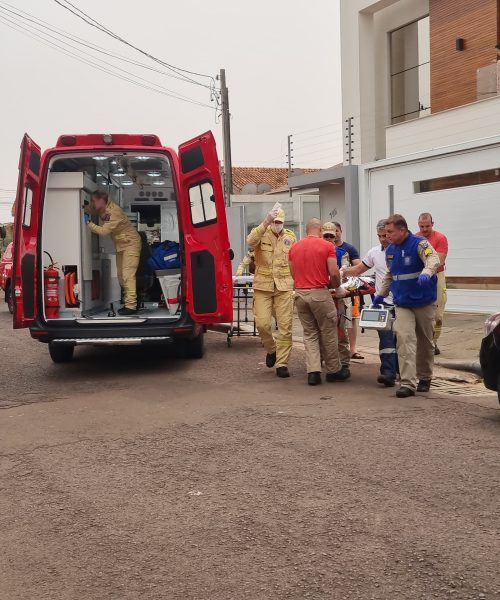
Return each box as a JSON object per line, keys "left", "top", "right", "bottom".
{"left": 183, "top": 331, "right": 205, "bottom": 359}
{"left": 48, "top": 342, "right": 74, "bottom": 363}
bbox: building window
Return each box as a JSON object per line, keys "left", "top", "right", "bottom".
{"left": 414, "top": 168, "right": 500, "bottom": 193}
{"left": 390, "top": 16, "right": 430, "bottom": 124}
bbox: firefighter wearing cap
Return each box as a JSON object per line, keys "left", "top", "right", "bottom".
{"left": 85, "top": 190, "right": 141, "bottom": 315}
{"left": 247, "top": 207, "right": 296, "bottom": 377}
{"left": 322, "top": 222, "right": 351, "bottom": 375}
{"left": 236, "top": 249, "right": 255, "bottom": 276}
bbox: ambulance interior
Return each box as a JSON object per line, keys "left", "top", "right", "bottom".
{"left": 41, "top": 152, "right": 182, "bottom": 322}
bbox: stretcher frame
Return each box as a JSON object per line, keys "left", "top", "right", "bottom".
{"left": 227, "top": 282, "right": 257, "bottom": 347}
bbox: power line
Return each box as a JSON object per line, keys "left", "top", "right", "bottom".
{"left": 0, "top": 13, "right": 215, "bottom": 109}
{"left": 0, "top": 2, "right": 217, "bottom": 92}
{"left": 53, "top": 0, "right": 218, "bottom": 93}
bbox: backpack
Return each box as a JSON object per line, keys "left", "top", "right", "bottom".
{"left": 147, "top": 240, "right": 181, "bottom": 271}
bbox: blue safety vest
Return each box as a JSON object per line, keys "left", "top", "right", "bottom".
{"left": 385, "top": 232, "right": 437, "bottom": 308}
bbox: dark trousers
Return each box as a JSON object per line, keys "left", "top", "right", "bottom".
{"left": 378, "top": 328, "right": 398, "bottom": 380}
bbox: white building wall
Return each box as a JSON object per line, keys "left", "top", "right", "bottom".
{"left": 319, "top": 183, "right": 346, "bottom": 226}
{"left": 341, "top": 0, "right": 428, "bottom": 164}
{"left": 386, "top": 95, "right": 500, "bottom": 158}
{"left": 358, "top": 141, "right": 500, "bottom": 313}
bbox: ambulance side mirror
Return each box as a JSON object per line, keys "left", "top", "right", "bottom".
{"left": 229, "top": 248, "right": 234, "bottom": 261}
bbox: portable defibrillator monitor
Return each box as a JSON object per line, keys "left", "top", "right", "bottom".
{"left": 359, "top": 307, "right": 393, "bottom": 330}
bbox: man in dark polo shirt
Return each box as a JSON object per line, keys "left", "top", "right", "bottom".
{"left": 288, "top": 218, "right": 350, "bottom": 386}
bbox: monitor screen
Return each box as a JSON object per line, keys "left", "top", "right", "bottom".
{"left": 362, "top": 309, "right": 386, "bottom": 322}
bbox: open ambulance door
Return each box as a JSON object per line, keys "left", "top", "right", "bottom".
{"left": 178, "top": 131, "right": 233, "bottom": 324}
{"left": 12, "top": 134, "right": 42, "bottom": 329}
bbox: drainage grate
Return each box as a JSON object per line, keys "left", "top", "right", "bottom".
{"left": 431, "top": 379, "right": 497, "bottom": 397}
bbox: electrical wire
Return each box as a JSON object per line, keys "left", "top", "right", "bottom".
{"left": 0, "top": 13, "right": 215, "bottom": 109}
{"left": 0, "top": 1, "right": 218, "bottom": 94}
{"left": 53, "top": 0, "right": 218, "bottom": 93}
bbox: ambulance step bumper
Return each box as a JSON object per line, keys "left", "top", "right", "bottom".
{"left": 51, "top": 337, "right": 172, "bottom": 346}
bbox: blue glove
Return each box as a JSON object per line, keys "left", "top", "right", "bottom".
{"left": 83, "top": 213, "right": 91, "bottom": 225}
{"left": 418, "top": 273, "right": 431, "bottom": 286}
{"left": 372, "top": 295, "right": 385, "bottom": 307}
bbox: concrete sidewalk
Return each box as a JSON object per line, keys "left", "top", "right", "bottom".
{"left": 348, "top": 311, "right": 486, "bottom": 362}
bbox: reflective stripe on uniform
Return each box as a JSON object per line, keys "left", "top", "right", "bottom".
{"left": 380, "top": 348, "right": 397, "bottom": 354}
{"left": 393, "top": 271, "right": 420, "bottom": 281}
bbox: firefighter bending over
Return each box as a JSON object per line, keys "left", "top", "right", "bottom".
{"left": 84, "top": 191, "right": 141, "bottom": 316}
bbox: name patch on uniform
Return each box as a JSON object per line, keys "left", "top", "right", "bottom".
{"left": 103, "top": 213, "right": 111, "bottom": 222}
{"left": 404, "top": 256, "right": 412, "bottom": 266}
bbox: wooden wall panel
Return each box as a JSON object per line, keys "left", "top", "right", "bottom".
{"left": 430, "top": 0, "right": 499, "bottom": 113}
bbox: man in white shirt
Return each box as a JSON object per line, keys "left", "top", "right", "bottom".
{"left": 342, "top": 219, "right": 398, "bottom": 386}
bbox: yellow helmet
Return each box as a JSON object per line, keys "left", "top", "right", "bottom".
{"left": 274, "top": 208, "right": 285, "bottom": 223}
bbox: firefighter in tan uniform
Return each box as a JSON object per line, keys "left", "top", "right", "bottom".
{"left": 85, "top": 191, "right": 141, "bottom": 315}
{"left": 235, "top": 249, "right": 255, "bottom": 276}
{"left": 247, "top": 207, "right": 296, "bottom": 378}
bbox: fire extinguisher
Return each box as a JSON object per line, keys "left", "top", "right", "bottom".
{"left": 43, "top": 252, "right": 60, "bottom": 319}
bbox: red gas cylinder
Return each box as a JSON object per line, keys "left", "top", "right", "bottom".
{"left": 44, "top": 264, "right": 60, "bottom": 319}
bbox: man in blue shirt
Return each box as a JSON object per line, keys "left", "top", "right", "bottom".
{"left": 333, "top": 222, "right": 364, "bottom": 361}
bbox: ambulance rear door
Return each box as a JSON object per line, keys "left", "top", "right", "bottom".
{"left": 12, "top": 134, "right": 42, "bottom": 329}
{"left": 178, "top": 131, "right": 233, "bottom": 324}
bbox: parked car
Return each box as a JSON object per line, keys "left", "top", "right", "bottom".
{"left": 0, "top": 241, "right": 13, "bottom": 314}
{"left": 479, "top": 311, "right": 500, "bottom": 403}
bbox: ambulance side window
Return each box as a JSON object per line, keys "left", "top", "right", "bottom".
{"left": 22, "top": 187, "right": 33, "bottom": 228}
{"left": 188, "top": 180, "right": 217, "bottom": 227}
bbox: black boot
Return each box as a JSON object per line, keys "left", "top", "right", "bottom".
{"left": 266, "top": 352, "right": 277, "bottom": 368}
{"left": 118, "top": 307, "right": 137, "bottom": 316}
{"left": 326, "top": 366, "right": 351, "bottom": 382}
{"left": 307, "top": 372, "right": 322, "bottom": 386}
{"left": 417, "top": 379, "right": 431, "bottom": 393}
{"left": 276, "top": 366, "right": 290, "bottom": 378}
{"left": 396, "top": 386, "right": 415, "bottom": 398}
{"left": 377, "top": 374, "right": 396, "bottom": 387}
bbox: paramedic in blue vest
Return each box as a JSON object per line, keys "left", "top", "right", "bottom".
{"left": 85, "top": 191, "right": 141, "bottom": 316}
{"left": 342, "top": 219, "right": 398, "bottom": 387}
{"left": 373, "top": 214, "right": 440, "bottom": 398}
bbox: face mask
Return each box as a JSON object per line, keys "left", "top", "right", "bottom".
{"left": 271, "top": 223, "right": 284, "bottom": 234}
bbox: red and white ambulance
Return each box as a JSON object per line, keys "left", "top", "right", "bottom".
{"left": 12, "top": 132, "right": 233, "bottom": 362}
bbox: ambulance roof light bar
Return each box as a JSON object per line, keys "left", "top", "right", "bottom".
{"left": 56, "top": 134, "right": 163, "bottom": 147}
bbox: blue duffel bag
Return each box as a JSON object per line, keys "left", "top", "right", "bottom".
{"left": 148, "top": 240, "right": 181, "bottom": 271}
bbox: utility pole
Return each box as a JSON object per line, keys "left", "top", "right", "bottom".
{"left": 287, "top": 134, "right": 293, "bottom": 198}
{"left": 219, "top": 69, "right": 233, "bottom": 206}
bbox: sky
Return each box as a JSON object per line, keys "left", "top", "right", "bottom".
{"left": 0, "top": 0, "right": 342, "bottom": 221}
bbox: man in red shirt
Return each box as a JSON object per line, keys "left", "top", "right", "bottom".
{"left": 418, "top": 212, "right": 449, "bottom": 355}
{"left": 288, "top": 218, "right": 350, "bottom": 386}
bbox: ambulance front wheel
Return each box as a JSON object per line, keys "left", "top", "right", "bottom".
{"left": 48, "top": 342, "right": 75, "bottom": 363}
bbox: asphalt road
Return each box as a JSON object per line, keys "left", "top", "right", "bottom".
{"left": 0, "top": 302, "right": 499, "bottom": 600}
